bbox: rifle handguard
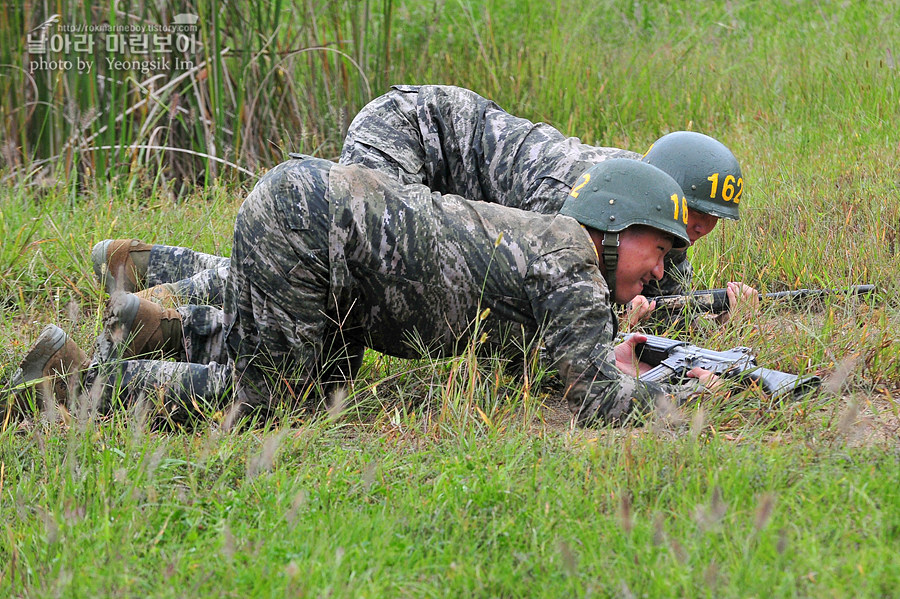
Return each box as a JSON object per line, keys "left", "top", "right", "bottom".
{"left": 731, "top": 367, "right": 821, "bottom": 400}
{"left": 652, "top": 285, "right": 876, "bottom": 315}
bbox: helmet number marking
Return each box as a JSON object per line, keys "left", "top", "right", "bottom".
{"left": 707, "top": 172, "right": 744, "bottom": 204}
{"left": 722, "top": 175, "right": 736, "bottom": 202}
{"left": 670, "top": 193, "right": 688, "bottom": 224}
{"left": 570, "top": 173, "right": 590, "bottom": 198}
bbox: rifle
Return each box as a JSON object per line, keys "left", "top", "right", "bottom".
{"left": 650, "top": 285, "right": 876, "bottom": 316}
{"left": 630, "top": 333, "right": 821, "bottom": 400}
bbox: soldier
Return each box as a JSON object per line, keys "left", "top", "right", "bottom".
{"left": 12, "top": 157, "right": 720, "bottom": 427}
{"left": 92, "top": 85, "right": 754, "bottom": 320}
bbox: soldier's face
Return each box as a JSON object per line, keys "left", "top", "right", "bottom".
{"left": 686, "top": 209, "right": 719, "bottom": 244}
{"left": 614, "top": 226, "right": 672, "bottom": 303}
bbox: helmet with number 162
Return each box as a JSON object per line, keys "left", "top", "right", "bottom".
{"left": 642, "top": 131, "right": 743, "bottom": 221}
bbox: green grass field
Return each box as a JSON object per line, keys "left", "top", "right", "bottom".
{"left": 2, "top": 0, "right": 899, "bottom": 596}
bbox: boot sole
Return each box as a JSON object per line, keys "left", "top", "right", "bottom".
{"left": 92, "top": 239, "right": 147, "bottom": 294}
{"left": 109, "top": 291, "right": 142, "bottom": 332}
{"left": 9, "top": 325, "right": 68, "bottom": 390}
{"left": 94, "top": 292, "right": 142, "bottom": 362}
{"left": 91, "top": 239, "right": 116, "bottom": 293}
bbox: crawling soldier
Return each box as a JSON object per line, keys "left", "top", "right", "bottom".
{"left": 92, "top": 85, "right": 755, "bottom": 324}
{"left": 13, "top": 158, "right": 720, "bottom": 426}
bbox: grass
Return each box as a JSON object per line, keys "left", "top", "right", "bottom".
{"left": 2, "top": 0, "right": 900, "bottom": 596}
{"left": 4, "top": 418, "right": 900, "bottom": 596}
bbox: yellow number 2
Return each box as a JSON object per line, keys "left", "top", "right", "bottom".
{"left": 570, "top": 173, "right": 590, "bottom": 198}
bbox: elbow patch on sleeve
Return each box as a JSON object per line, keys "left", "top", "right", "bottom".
{"left": 562, "top": 362, "right": 666, "bottom": 427}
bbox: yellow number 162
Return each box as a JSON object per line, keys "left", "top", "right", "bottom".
{"left": 707, "top": 172, "right": 743, "bottom": 203}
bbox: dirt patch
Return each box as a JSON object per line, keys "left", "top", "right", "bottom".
{"left": 529, "top": 389, "right": 900, "bottom": 448}
{"left": 835, "top": 394, "right": 900, "bottom": 447}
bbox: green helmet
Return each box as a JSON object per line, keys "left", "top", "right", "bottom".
{"left": 559, "top": 158, "right": 690, "bottom": 300}
{"left": 559, "top": 158, "right": 690, "bottom": 249}
{"left": 642, "top": 131, "right": 743, "bottom": 221}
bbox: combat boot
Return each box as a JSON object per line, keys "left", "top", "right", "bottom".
{"left": 92, "top": 238, "right": 153, "bottom": 293}
{"left": 10, "top": 325, "right": 89, "bottom": 409}
{"left": 102, "top": 292, "right": 184, "bottom": 360}
{"left": 135, "top": 283, "right": 180, "bottom": 309}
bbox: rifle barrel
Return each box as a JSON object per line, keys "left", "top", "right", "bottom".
{"left": 653, "top": 285, "right": 876, "bottom": 314}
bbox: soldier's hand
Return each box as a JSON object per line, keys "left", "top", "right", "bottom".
{"left": 624, "top": 295, "right": 656, "bottom": 329}
{"left": 716, "top": 282, "right": 759, "bottom": 324}
{"left": 727, "top": 282, "right": 759, "bottom": 310}
{"left": 687, "top": 367, "right": 724, "bottom": 392}
{"left": 614, "top": 333, "right": 653, "bottom": 376}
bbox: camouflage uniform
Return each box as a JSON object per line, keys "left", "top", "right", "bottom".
{"left": 145, "top": 84, "right": 690, "bottom": 304}
{"left": 145, "top": 247, "right": 228, "bottom": 288}
{"left": 146, "top": 255, "right": 229, "bottom": 305}
{"left": 77, "top": 301, "right": 230, "bottom": 423}
{"left": 93, "top": 158, "right": 700, "bottom": 425}
{"left": 81, "top": 359, "right": 232, "bottom": 424}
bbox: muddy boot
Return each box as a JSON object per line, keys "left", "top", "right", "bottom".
{"left": 136, "top": 283, "right": 180, "bottom": 309}
{"left": 92, "top": 239, "right": 153, "bottom": 293}
{"left": 9, "top": 325, "right": 89, "bottom": 410}
{"left": 101, "top": 292, "right": 184, "bottom": 360}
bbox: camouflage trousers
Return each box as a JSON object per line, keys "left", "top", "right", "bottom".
{"left": 92, "top": 303, "right": 229, "bottom": 366}
{"left": 338, "top": 85, "right": 429, "bottom": 187}
{"left": 82, "top": 159, "right": 355, "bottom": 422}
{"left": 140, "top": 244, "right": 232, "bottom": 365}
{"left": 79, "top": 302, "right": 231, "bottom": 423}
{"left": 147, "top": 247, "right": 230, "bottom": 305}
{"left": 225, "top": 159, "right": 364, "bottom": 416}
{"left": 139, "top": 87, "right": 422, "bottom": 306}
{"left": 81, "top": 359, "right": 232, "bottom": 424}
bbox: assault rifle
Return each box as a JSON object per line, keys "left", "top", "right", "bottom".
{"left": 651, "top": 285, "right": 876, "bottom": 316}
{"left": 630, "top": 333, "right": 821, "bottom": 400}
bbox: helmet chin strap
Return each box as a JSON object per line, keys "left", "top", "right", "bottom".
{"left": 601, "top": 232, "right": 620, "bottom": 301}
